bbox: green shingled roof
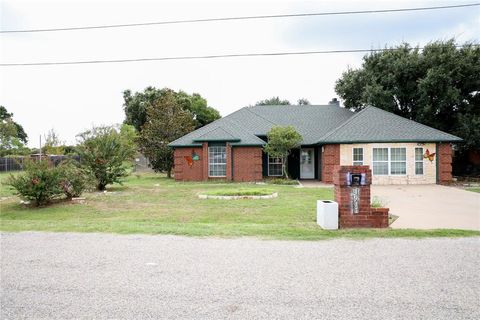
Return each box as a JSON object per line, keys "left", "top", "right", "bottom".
{"left": 193, "top": 127, "right": 240, "bottom": 142}
{"left": 321, "top": 106, "right": 462, "bottom": 143}
{"left": 169, "top": 105, "right": 461, "bottom": 147}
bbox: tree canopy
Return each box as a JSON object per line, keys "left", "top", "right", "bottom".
{"left": 254, "top": 97, "right": 311, "bottom": 106}
{"left": 43, "top": 129, "right": 64, "bottom": 155}
{"left": 335, "top": 40, "right": 480, "bottom": 151}
{"left": 138, "top": 89, "right": 195, "bottom": 178}
{"left": 0, "top": 106, "right": 27, "bottom": 143}
{"left": 255, "top": 97, "right": 291, "bottom": 106}
{"left": 123, "top": 87, "right": 220, "bottom": 131}
{"left": 263, "top": 126, "right": 302, "bottom": 179}
{"left": 297, "top": 98, "right": 311, "bottom": 105}
{"left": 0, "top": 106, "right": 29, "bottom": 156}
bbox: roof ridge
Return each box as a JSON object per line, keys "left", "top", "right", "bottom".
{"left": 318, "top": 107, "right": 364, "bottom": 142}
{"left": 367, "top": 106, "right": 461, "bottom": 140}
{"left": 197, "top": 125, "right": 236, "bottom": 138}
{"left": 222, "top": 110, "right": 267, "bottom": 144}
{"left": 244, "top": 107, "right": 279, "bottom": 126}
{"left": 169, "top": 107, "right": 248, "bottom": 145}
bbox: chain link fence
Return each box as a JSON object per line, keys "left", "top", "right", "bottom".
{"left": 0, "top": 155, "right": 80, "bottom": 172}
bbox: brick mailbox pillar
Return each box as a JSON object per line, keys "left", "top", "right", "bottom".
{"left": 333, "top": 165, "right": 389, "bottom": 228}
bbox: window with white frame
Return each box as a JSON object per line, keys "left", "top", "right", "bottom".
{"left": 268, "top": 156, "right": 283, "bottom": 176}
{"left": 390, "top": 148, "right": 406, "bottom": 175}
{"left": 372, "top": 148, "right": 389, "bottom": 175}
{"left": 353, "top": 148, "right": 364, "bottom": 165}
{"left": 372, "top": 147, "right": 407, "bottom": 175}
{"left": 208, "top": 146, "right": 226, "bottom": 177}
{"left": 415, "top": 147, "right": 424, "bottom": 175}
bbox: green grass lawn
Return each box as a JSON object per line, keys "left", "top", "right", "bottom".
{"left": 1, "top": 172, "right": 479, "bottom": 240}
{"left": 466, "top": 187, "right": 480, "bottom": 193}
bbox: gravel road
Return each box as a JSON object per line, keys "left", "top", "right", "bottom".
{"left": 1, "top": 232, "right": 479, "bottom": 319}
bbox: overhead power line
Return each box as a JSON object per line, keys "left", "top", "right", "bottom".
{"left": 1, "top": 45, "right": 476, "bottom": 67}
{"left": 1, "top": 3, "right": 478, "bottom": 34}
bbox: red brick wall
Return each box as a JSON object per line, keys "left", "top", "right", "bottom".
{"left": 173, "top": 147, "right": 204, "bottom": 181}
{"left": 321, "top": 144, "right": 340, "bottom": 183}
{"left": 226, "top": 144, "right": 232, "bottom": 181}
{"left": 174, "top": 145, "right": 263, "bottom": 182}
{"left": 202, "top": 142, "right": 208, "bottom": 180}
{"left": 438, "top": 143, "right": 453, "bottom": 184}
{"left": 232, "top": 147, "right": 263, "bottom": 182}
{"left": 333, "top": 165, "right": 388, "bottom": 228}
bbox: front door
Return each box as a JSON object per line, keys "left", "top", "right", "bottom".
{"left": 300, "top": 148, "right": 315, "bottom": 179}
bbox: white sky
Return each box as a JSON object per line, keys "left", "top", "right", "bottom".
{"left": 1, "top": 0, "right": 478, "bottom": 147}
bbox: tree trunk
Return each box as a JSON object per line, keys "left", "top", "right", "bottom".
{"left": 167, "top": 168, "right": 172, "bottom": 179}
{"left": 283, "top": 156, "right": 289, "bottom": 179}
{"left": 97, "top": 183, "right": 106, "bottom": 191}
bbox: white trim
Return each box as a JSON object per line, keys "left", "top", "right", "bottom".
{"left": 372, "top": 147, "right": 389, "bottom": 175}
{"left": 371, "top": 147, "right": 407, "bottom": 176}
{"left": 414, "top": 147, "right": 424, "bottom": 175}
{"left": 352, "top": 147, "right": 364, "bottom": 166}
{"left": 300, "top": 148, "right": 315, "bottom": 179}
{"left": 208, "top": 146, "right": 227, "bottom": 177}
{"left": 390, "top": 147, "right": 407, "bottom": 175}
{"left": 267, "top": 155, "right": 283, "bottom": 177}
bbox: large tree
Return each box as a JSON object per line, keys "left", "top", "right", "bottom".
{"left": 123, "top": 87, "right": 220, "bottom": 131}
{"left": 0, "top": 106, "right": 27, "bottom": 143}
{"left": 335, "top": 40, "right": 480, "bottom": 151}
{"left": 138, "top": 89, "right": 195, "bottom": 178}
{"left": 0, "top": 106, "right": 29, "bottom": 156}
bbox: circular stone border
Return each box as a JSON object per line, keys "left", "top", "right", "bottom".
{"left": 198, "top": 192, "right": 278, "bottom": 200}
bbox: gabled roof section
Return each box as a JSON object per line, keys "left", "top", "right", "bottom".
{"left": 193, "top": 127, "right": 240, "bottom": 142}
{"left": 169, "top": 108, "right": 266, "bottom": 147}
{"left": 320, "top": 106, "right": 462, "bottom": 143}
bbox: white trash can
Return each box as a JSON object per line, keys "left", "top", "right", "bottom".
{"left": 317, "top": 200, "right": 338, "bottom": 230}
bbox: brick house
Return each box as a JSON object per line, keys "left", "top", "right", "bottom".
{"left": 169, "top": 105, "right": 461, "bottom": 184}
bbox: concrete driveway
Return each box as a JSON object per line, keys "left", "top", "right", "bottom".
{"left": 372, "top": 185, "right": 480, "bottom": 230}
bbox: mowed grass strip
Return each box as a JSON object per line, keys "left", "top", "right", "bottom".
{"left": 1, "top": 172, "right": 479, "bottom": 240}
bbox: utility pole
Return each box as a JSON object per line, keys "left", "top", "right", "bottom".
{"left": 39, "top": 135, "right": 42, "bottom": 160}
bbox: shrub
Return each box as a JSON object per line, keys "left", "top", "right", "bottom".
{"left": 266, "top": 178, "right": 299, "bottom": 185}
{"left": 57, "top": 160, "right": 94, "bottom": 199}
{"left": 371, "top": 196, "right": 388, "bottom": 208}
{"left": 76, "top": 125, "right": 137, "bottom": 190}
{"left": 7, "top": 160, "right": 63, "bottom": 206}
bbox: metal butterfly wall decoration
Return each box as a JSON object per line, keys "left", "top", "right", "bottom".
{"left": 423, "top": 149, "right": 436, "bottom": 162}
{"left": 184, "top": 156, "right": 193, "bottom": 167}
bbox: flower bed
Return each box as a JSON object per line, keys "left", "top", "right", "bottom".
{"left": 198, "top": 188, "right": 277, "bottom": 200}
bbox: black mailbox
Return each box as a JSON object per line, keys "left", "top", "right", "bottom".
{"left": 346, "top": 172, "right": 366, "bottom": 186}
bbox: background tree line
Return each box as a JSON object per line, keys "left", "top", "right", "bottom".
{"left": 335, "top": 39, "right": 479, "bottom": 174}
